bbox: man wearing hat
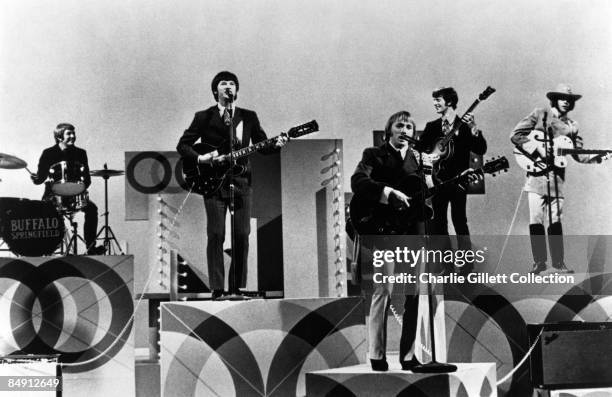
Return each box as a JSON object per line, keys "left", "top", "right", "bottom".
{"left": 177, "top": 71, "right": 287, "bottom": 299}
{"left": 511, "top": 84, "right": 607, "bottom": 274}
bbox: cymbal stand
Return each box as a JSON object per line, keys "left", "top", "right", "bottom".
{"left": 94, "top": 164, "right": 124, "bottom": 255}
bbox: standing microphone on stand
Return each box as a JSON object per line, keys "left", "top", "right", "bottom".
{"left": 223, "top": 88, "right": 234, "bottom": 126}
{"left": 225, "top": 88, "right": 234, "bottom": 103}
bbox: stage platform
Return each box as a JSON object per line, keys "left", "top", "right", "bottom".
{"left": 160, "top": 297, "right": 365, "bottom": 397}
{"left": 306, "top": 361, "right": 497, "bottom": 397}
{"left": 535, "top": 388, "right": 612, "bottom": 397}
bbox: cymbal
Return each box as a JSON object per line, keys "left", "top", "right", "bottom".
{"left": 0, "top": 153, "right": 27, "bottom": 169}
{"left": 90, "top": 169, "right": 125, "bottom": 178}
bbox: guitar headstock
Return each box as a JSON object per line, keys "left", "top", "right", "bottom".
{"left": 479, "top": 86, "right": 496, "bottom": 101}
{"left": 287, "top": 120, "right": 319, "bottom": 139}
{"left": 482, "top": 156, "right": 509, "bottom": 176}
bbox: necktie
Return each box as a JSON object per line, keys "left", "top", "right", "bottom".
{"left": 223, "top": 108, "right": 232, "bottom": 126}
{"left": 442, "top": 119, "right": 450, "bottom": 134}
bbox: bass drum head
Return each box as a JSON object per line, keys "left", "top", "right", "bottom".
{"left": 1, "top": 199, "right": 64, "bottom": 256}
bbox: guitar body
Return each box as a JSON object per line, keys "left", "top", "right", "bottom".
{"left": 349, "top": 175, "right": 434, "bottom": 235}
{"left": 431, "top": 137, "right": 453, "bottom": 159}
{"left": 428, "top": 86, "right": 495, "bottom": 177}
{"left": 431, "top": 138, "right": 455, "bottom": 178}
{"left": 349, "top": 156, "right": 509, "bottom": 235}
{"left": 181, "top": 120, "right": 319, "bottom": 197}
{"left": 513, "top": 130, "right": 574, "bottom": 175}
{"left": 181, "top": 142, "right": 248, "bottom": 197}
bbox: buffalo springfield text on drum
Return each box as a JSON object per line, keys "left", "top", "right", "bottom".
{"left": 10, "top": 217, "right": 62, "bottom": 239}
{"left": 372, "top": 247, "right": 486, "bottom": 268}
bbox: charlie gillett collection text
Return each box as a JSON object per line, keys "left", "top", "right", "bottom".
{"left": 373, "top": 272, "right": 575, "bottom": 285}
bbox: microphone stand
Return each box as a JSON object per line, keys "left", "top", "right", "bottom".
{"left": 221, "top": 91, "right": 249, "bottom": 301}
{"left": 411, "top": 139, "right": 457, "bottom": 373}
{"left": 542, "top": 112, "right": 555, "bottom": 229}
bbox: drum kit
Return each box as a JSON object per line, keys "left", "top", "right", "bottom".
{"left": 0, "top": 152, "right": 124, "bottom": 256}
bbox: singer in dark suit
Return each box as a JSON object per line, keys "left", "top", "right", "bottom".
{"left": 351, "top": 111, "right": 426, "bottom": 371}
{"left": 177, "top": 71, "right": 286, "bottom": 299}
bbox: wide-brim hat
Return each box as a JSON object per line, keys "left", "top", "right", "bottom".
{"left": 546, "top": 83, "right": 582, "bottom": 101}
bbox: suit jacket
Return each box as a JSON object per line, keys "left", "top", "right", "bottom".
{"left": 351, "top": 142, "right": 420, "bottom": 204}
{"left": 419, "top": 116, "right": 487, "bottom": 181}
{"left": 176, "top": 105, "right": 271, "bottom": 193}
{"left": 33, "top": 144, "right": 91, "bottom": 198}
{"left": 510, "top": 106, "right": 593, "bottom": 196}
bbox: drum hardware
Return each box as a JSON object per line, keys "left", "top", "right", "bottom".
{"left": 90, "top": 164, "right": 125, "bottom": 255}
{"left": 48, "top": 161, "right": 87, "bottom": 196}
{"left": 64, "top": 212, "right": 87, "bottom": 255}
{"left": 50, "top": 191, "right": 89, "bottom": 214}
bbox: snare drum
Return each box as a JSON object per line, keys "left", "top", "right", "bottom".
{"left": 51, "top": 191, "right": 89, "bottom": 214}
{"left": 49, "top": 161, "right": 86, "bottom": 196}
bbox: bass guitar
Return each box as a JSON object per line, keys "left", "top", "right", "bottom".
{"left": 349, "top": 156, "right": 509, "bottom": 235}
{"left": 182, "top": 120, "right": 319, "bottom": 197}
{"left": 430, "top": 86, "right": 496, "bottom": 167}
{"left": 513, "top": 129, "right": 612, "bottom": 175}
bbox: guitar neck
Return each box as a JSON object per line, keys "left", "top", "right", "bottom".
{"left": 231, "top": 137, "right": 277, "bottom": 159}
{"left": 558, "top": 148, "right": 612, "bottom": 155}
{"left": 230, "top": 123, "right": 315, "bottom": 159}
{"left": 439, "top": 99, "right": 481, "bottom": 145}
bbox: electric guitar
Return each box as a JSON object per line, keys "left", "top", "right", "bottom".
{"left": 182, "top": 120, "right": 319, "bottom": 197}
{"left": 513, "top": 129, "right": 612, "bottom": 175}
{"left": 349, "top": 156, "right": 509, "bottom": 235}
{"left": 430, "top": 86, "right": 496, "bottom": 169}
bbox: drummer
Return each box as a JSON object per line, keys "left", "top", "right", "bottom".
{"left": 31, "top": 123, "right": 105, "bottom": 255}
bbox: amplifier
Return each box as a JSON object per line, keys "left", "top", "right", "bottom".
{"left": 528, "top": 322, "right": 612, "bottom": 389}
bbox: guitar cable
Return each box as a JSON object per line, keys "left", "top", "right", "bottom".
{"left": 61, "top": 185, "right": 196, "bottom": 369}
{"left": 493, "top": 188, "right": 525, "bottom": 275}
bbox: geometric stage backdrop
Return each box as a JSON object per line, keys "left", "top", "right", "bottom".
{"left": 161, "top": 297, "right": 365, "bottom": 397}
{"left": 0, "top": 255, "right": 134, "bottom": 396}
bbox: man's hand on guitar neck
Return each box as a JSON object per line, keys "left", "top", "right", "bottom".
{"left": 275, "top": 134, "right": 289, "bottom": 148}
{"left": 461, "top": 112, "right": 481, "bottom": 136}
{"left": 588, "top": 152, "right": 612, "bottom": 164}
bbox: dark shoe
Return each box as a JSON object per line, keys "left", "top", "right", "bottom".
{"left": 87, "top": 245, "right": 106, "bottom": 255}
{"left": 400, "top": 357, "right": 421, "bottom": 371}
{"left": 552, "top": 262, "right": 574, "bottom": 274}
{"left": 228, "top": 289, "right": 243, "bottom": 296}
{"left": 370, "top": 357, "right": 388, "bottom": 371}
{"left": 211, "top": 289, "right": 224, "bottom": 300}
{"left": 529, "top": 262, "right": 547, "bottom": 274}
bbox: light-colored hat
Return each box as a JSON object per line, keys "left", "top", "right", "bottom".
{"left": 546, "top": 83, "right": 582, "bottom": 101}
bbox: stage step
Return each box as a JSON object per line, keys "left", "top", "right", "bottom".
{"left": 536, "top": 388, "right": 612, "bottom": 397}
{"left": 306, "top": 362, "right": 497, "bottom": 397}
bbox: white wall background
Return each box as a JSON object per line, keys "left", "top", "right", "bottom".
{"left": 1, "top": 0, "right": 611, "bottom": 252}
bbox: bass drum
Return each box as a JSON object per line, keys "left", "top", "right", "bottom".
{"left": 0, "top": 198, "right": 64, "bottom": 256}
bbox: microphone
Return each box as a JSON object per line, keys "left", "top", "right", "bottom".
{"left": 225, "top": 88, "right": 234, "bottom": 102}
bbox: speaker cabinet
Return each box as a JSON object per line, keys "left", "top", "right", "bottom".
{"left": 529, "top": 322, "right": 612, "bottom": 389}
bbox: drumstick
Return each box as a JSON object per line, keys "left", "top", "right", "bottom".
{"left": 24, "top": 167, "right": 35, "bottom": 176}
